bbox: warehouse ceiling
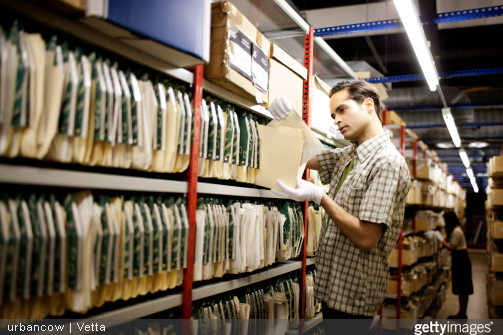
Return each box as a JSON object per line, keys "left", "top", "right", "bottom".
{"left": 287, "top": 0, "right": 503, "bottom": 191}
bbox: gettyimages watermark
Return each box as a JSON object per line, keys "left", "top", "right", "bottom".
{"left": 414, "top": 321, "right": 495, "bottom": 335}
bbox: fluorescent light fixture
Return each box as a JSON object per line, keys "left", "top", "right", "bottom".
{"left": 470, "top": 177, "right": 479, "bottom": 193}
{"left": 466, "top": 168, "right": 474, "bottom": 179}
{"left": 393, "top": 0, "right": 439, "bottom": 91}
{"left": 274, "top": 0, "right": 310, "bottom": 32}
{"left": 459, "top": 148, "right": 470, "bottom": 168}
{"left": 442, "top": 108, "right": 461, "bottom": 148}
{"left": 468, "top": 141, "right": 489, "bottom": 148}
{"left": 436, "top": 141, "right": 455, "bottom": 149}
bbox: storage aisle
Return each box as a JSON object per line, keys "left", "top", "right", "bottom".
{"left": 437, "top": 250, "right": 488, "bottom": 319}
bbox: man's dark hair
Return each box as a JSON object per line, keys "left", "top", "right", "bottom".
{"left": 329, "top": 80, "right": 382, "bottom": 121}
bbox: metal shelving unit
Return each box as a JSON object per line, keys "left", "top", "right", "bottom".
{"left": 82, "top": 261, "right": 301, "bottom": 327}
{"left": 0, "top": 0, "right": 331, "bottom": 324}
{"left": 192, "top": 261, "right": 302, "bottom": 301}
{"left": 0, "top": 0, "right": 364, "bottom": 325}
{"left": 285, "top": 312, "right": 323, "bottom": 335}
{"left": 197, "top": 181, "right": 281, "bottom": 198}
{"left": 0, "top": 163, "right": 188, "bottom": 193}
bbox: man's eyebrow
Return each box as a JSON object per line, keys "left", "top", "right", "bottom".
{"left": 335, "top": 104, "right": 347, "bottom": 112}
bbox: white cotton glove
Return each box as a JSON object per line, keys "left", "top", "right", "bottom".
{"left": 434, "top": 231, "right": 444, "bottom": 242}
{"left": 424, "top": 230, "right": 436, "bottom": 239}
{"left": 271, "top": 178, "right": 325, "bottom": 205}
{"left": 268, "top": 95, "right": 292, "bottom": 119}
{"left": 425, "top": 230, "right": 443, "bottom": 242}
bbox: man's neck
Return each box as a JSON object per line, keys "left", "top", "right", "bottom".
{"left": 356, "top": 121, "right": 385, "bottom": 145}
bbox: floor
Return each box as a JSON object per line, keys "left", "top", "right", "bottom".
{"left": 436, "top": 249, "right": 489, "bottom": 319}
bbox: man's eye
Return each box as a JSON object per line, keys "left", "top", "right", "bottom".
{"left": 331, "top": 114, "right": 336, "bottom": 120}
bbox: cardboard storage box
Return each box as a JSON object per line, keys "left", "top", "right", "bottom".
{"left": 387, "top": 279, "right": 412, "bottom": 296}
{"left": 492, "top": 253, "right": 503, "bottom": 272}
{"left": 489, "top": 156, "right": 503, "bottom": 178}
{"left": 415, "top": 210, "right": 434, "bottom": 232}
{"left": 488, "top": 275, "right": 503, "bottom": 306}
{"left": 491, "top": 220, "right": 503, "bottom": 239}
{"left": 42, "top": 0, "right": 85, "bottom": 12}
{"left": 491, "top": 288, "right": 503, "bottom": 306}
{"left": 385, "top": 111, "right": 406, "bottom": 126}
{"left": 389, "top": 249, "right": 416, "bottom": 266}
{"left": 412, "top": 159, "right": 435, "bottom": 181}
{"left": 489, "top": 189, "right": 503, "bottom": 207}
{"left": 205, "top": 1, "right": 270, "bottom": 104}
{"left": 83, "top": 0, "right": 210, "bottom": 68}
{"left": 269, "top": 43, "right": 307, "bottom": 115}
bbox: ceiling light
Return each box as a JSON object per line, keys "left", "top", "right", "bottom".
{"left": 466, "top": 168, "right": 474, "bottom": 179}
{"left": 470, "top": 177, "right": 479, "bottom": 193}
{"left": 468, "top": 141, "right": 489, "bottom": 148}
{"left": 436, "top": 142, "right": 455, "bottom": 149}
{"left": 442, "top": 108, "right": 461, "bottom": 148}
{"left": 393, "top": 0, "right": 439, "bottom": 91}
{"left": 458, "top": 148, "right": 470, "bottom": 168}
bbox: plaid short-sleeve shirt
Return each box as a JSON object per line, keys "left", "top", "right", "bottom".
{"left": 315, "top": 131, "right": 411, "bottom": 316}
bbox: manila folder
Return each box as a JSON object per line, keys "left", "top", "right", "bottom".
{"left": 255, "top": 125, "right": 303, "bottom": 191}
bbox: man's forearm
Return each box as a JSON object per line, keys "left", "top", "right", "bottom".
{"left": 320, "top": 193, "right": 383, "bottom": 252}
{"left": 306, "top": 156, "right": 320, "bottom": 171}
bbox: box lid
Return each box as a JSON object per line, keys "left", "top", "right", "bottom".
{"left": 270, "top": 43, "right": 307, "bottom": 80}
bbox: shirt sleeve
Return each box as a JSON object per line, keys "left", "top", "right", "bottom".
{"left": 317, "top": 149, "right": 340, "bottom": 186}
{"left": 449, "top": 228, "right": 463, "bottom": 250}
{"left": 358, "top": 161, "right": 401, "bottom": 227}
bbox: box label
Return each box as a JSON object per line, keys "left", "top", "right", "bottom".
{"left": 229, "top": 29, "right": 252, "bottom": 81}
{"left": 252, "top": 44, "right": 269, "bottom": 94}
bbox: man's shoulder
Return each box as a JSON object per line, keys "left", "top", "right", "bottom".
{"left": 371, "top": 142, "right": 406, "bottom": 165}
{"left": 373, "top": 143, "right": 411, "bottom": 181}
{"left": 327, "top": 145, "right": 353, "bottom": 158}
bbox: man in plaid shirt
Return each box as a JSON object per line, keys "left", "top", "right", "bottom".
{"left": 270, "top": 80, "right": 411, "bottom": 329}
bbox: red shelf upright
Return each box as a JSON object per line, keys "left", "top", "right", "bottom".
{"left": 396, "top": 123, "right": 406, "bottom": 329}
{"left": 300, "top": 26, "right": 314, "bottom": 323}
{"left": 182, "top": 64, "right": 204, "bottom": 321}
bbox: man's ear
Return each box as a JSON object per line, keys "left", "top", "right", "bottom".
{"left": 363, "top": 97, "right": 374, "bottom": 115}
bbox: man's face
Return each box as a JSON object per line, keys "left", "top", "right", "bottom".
{"left": 329, "top": 89, "right": 373, "bottom": 142}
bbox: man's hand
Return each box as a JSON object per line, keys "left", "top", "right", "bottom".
{"left": 271, "top": 178, "right": 325, "bottom": 205}
{"left": 268, "top": 95, "right": 292, "bottom": 119}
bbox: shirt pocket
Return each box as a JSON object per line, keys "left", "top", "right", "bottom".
{"left": 344, "top": 185, "right": 365, "bottom": 214}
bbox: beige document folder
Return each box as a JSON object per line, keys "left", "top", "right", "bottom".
{"left": 19, "top": 34, "right": 46, "bottom": 158}
{"left": 254, "top": 125, "right": 303, "bottom": 191}
{"left": 164, "top": 87, "right": 178, "bottom": 173}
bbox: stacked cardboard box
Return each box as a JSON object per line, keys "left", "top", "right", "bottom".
{"left": 206, "top": 1, "right": 271, "bottom": 104}
{"left": 488, "top": 273, "right": 503, "bottom": 306}
{"left": 487, "top": 156, "right": 503, "bottom": 316}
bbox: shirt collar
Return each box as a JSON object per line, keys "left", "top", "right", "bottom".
{"left": 353, "top": 131, "right": 390, "bottom": 162}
